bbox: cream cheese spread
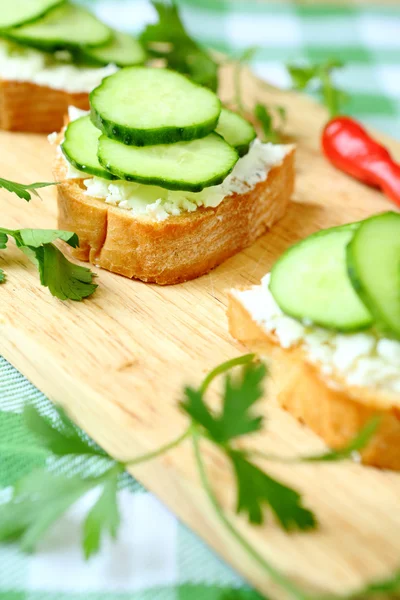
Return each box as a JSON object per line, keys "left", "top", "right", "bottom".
{"left": 0, "top": 40, "right": 117, "bottom": 93}
{"left": 233, "top": 274, "right": 400, "bottom": 394}
{"left": 59, "top": 106, "right": 292, "bottom": 221}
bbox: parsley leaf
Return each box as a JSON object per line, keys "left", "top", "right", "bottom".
{"left": 0, "top": 232, "right": 8, "bottom": 249}
{"left": 343, "top": 569, "right": 400, "bottom": 599}
{"left": 182, "top": 362, "right": 266, "bottom": 444}
{"left": 254, "top": 103, "right": 286, "bottom": 143}
{"left": 0, "top": 269, "right": 5, "bottom": 283}
{"left": 24, "top": 405, "right": 107, "bottom": 458}
{"left": 0, "top": 467, "right": 122, "bottom": 555}
{"left": 230, "top": 451, "right": 317, "bottom": 531}
{"left": 287, "top": 59, "right": 348, "bottom": 118}
{"left": 0, "top": 227, "right": 97, "bottom": 301}
{"left": 83, "top": 465, "right": 121, "bottom": 559}
{"left": 140, "top": 0, "right": 218, "bottom": 91}
{"left": 0, "top": 177, "right": 55, "bottom": 201}
{"left": 0, "top": 470, "right": 97, "bottom": 552}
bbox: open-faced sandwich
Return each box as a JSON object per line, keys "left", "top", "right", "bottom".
{"left": 0, "top": 1, "right": 145, "bottom": 132}
{"left": 228, "top": 212, "right": 400, "bottom": 471}
{"left": 53, "top": 67, "right": 295, "bottom": 285}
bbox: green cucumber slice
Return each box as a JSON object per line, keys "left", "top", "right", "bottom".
{"left": 215, "top": 108, "right": 256, "bottom": 157}
{"left": 90, "top": 67, "right": 221, "bottom": 146}
{"left": 0, "top": 0, "right": 64, "bottom": 29}
{"left": 347, "top": 212, "right": 400, "bottom": 340}
{"left": 61, "top": 115, "right": 116, "bottom": 181}
{"left": 270, "top": 224, "right": 373, "bottom": 331}
{"left": 97, "top": 133, "right": 239, "bottom": 192}
{"left": 82, "top": 30, "right": 146, "bottom": 67}
{"left": 4, "top": 4, "right": 111, "bottom": 51}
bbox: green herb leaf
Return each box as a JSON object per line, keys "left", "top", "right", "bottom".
{"left": 342, "top": 569, "right": 400, "bottom": 599}
{"left": 303, "top": 417, "right": 381, "bottom": 463}
{"left": 0, "top": 226, "right": 97, "bottom": 300}
{"left": 0, "top": 232, "right": 8, "bottom": 249}
{"left": 230, "top": 451, "right": 317, "bottom": 531}
{"left": 140, "top": 1, "right": 218, "bottom": 91}
{"left": 35, "top": 243, "right": 97, "bottom": 301}
{"left": 0, "top": 268, "right": 5, "bottom": 283}
{"left": 254, "top": 103, "right": 280, "bottom": 143}
{"left": 287, "top": 59, "right": 347, "bottom": 118}
{"left": 0, "top": 470, "right": 97, "bottom": 552}
{"left": 182, "top": 362, "right": 266, "bottom": 444}
{"left": 0, "top": 177, "right": 55, "bottom": 201}
{"left": 83, "top": 465, "right": 121, "bottom": 559}
{"left": 24, "top": 405, "right": 107, "bottom": 458}
{"left": 15, "top": 229, "right": 79, "bottom": 249}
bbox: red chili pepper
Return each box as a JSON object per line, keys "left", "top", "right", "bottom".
{"left": 322, "top": 116, "right": 400, "bottom": 208}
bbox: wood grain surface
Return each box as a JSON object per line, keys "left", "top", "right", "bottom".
{"left": 0, "top": 66, "right": 400, "bottom": 598}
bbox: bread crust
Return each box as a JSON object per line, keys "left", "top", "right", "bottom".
{"left": 0, "top": 79, "right": 89, "bottom": 133}
{"left": 228, "top": 292, "right": 400, "bottom": 471}
{"left": 54, "top": 147, "right": 295, "bottom": 285}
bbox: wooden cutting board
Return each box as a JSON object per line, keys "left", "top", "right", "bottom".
{"left": 1, "top": 66, "right": 400, "bottom": 599}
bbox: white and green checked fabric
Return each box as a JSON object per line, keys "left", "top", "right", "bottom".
{"left": 2, "top": 1, "right": 400, "bottom": 598}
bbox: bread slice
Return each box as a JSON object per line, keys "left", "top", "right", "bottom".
{"left": 0, "top": 79, "right": 89, "bottom": 133}
{"left": 228, "top": 291, "right": 400, "bottom": 471}
{"left": 54, "top": 147, "right": 295, "bottom": 285}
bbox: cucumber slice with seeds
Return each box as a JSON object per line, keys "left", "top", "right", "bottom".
{"left": 4, "top": 4, "right": 111, "bottom": 51}
{"left": 0, "top": 0, "right": 64, "bottom": 29}
{"left": 82, "top": 30, "right": 146, "bottom": 67}
{"left": 347, "top": 212, "right": 400, "bottom": 340}
{"left": 61, "top": 115, "right": 116, "bottom": 181}
{"left": 90, "top": 67, "right": 221, "bottom": 146}
{"left": 270, "top": 224, "right": 373, "bottom": 332}
{"left": 216, "top": 108, "right": 256, "bottom": 157}
{"left": 98, "top": 133, "right": 239, "bottom": 192}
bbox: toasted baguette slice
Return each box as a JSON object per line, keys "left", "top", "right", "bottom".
{"left": 0, "top": 79, "right": 89, "bottom": 133}
{"left": 228, "top": 291, "right": 400, "bottom": 471}
{"left": 54, "top": 147, "right": 295, "bottom": 285}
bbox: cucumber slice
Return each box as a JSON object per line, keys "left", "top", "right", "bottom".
{"left": 61, "top": 116, "right": 116, "bottom": 181}
{"left": 82, "top": 30, "right": 146, "bottom": 67}
{"left": 0, "top": 0, "right": 63, "bottom": 29}
{"left": 215, "top": 108, "right": 256, "bottom": 157}
{"left": 347, "top": 212, "right": 400, "bottom": 340}
{"left": 90, "top": 67, "right": 221, "bottom": 146}
{"left": 97, "top": 133, "right": 239, "bottom": 192}
{"left": 270, "top": 224, "right": 373, "bottom": 332}
{"left": 4, "top": 4, "right": 111, "bottom": 51}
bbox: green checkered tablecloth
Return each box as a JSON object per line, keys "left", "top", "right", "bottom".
{"left": 1, "top": 1, "right": 400, "bottom": 598}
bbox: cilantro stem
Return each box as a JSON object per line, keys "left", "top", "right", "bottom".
{"left": 192, "top": 431, "right": 310, "bottom": 600}
{"left": 122, "top": 426, "right": 192, "bottom": 468}
{"left": 199, "top": 354, "right": 255, "bottom": 395}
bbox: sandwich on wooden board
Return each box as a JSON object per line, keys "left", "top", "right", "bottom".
{"left": 53, "top": 67, "right": 295, "bottom": 285}
{"left": 228, "top": 213, "right": 400, "bottom": 471}
{"left": 0, "top": 1, "right": 145, "bottom": 133}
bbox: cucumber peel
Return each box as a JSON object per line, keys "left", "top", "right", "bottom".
{"left": 97, "top": 132, "right": 239, "bottom": 192}
{"left": 4, "top": 4, "right": 112, "bottom": 51}
{"left": 216, "top": 108, "right": 256, "bottom": 157}
{"left": 90, "top": 67, "right": 221, "bottom": 146}
{"left": 82, "top": 30, "right": 146, "bottom": 67}
{"left": 0, "top": 0, "right": 64, "bottom": 29}
{"left": 62, "top": 116, "right": 116, "bottom": 181}
{"left": 347, "top": 212, "right": 400, "bottom": 340}
{"left": 270, "top": 224, "right": 373, "bottom": 332}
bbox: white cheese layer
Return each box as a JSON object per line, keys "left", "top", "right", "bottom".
{"left": 233, "top": 274, "right": 400, "bottom": 394}
{"left": 0, "top": 40, "right": 117, "bottom": 93}
{"left": 60, "top": 106, "right": 291, "bottom": 222}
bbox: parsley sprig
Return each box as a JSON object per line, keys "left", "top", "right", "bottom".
{"left": 0, "top": 176, "right": 55, "bottom": 201}
{"left": 0, "top": 177, "right": 97, "bottom": 300}
{"left": 1, "top": 355, "right": 395, "bottom": 600}
{"left": 287, "top": 59, "right": 348, "bottom": 118}
{"left": 140, "top": 0, "right": 218, "bottom": 91}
